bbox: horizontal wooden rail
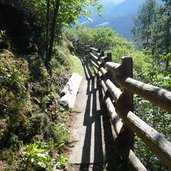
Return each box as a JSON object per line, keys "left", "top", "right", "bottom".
{"left": 76, "top": 43, "right": 171, "bottom": 170}
{"left": 99, "top": 67, "right": 107, "bottom": 76}
{"left": 90, "top": 59, "right": 99, "bottom": 69}
{"left": 106, "top": 62, "right": 122, "bottom": 75}
{"left": 90, "top": 52, "right": 98, "bottom": 61}
{"left": 100, "top": 56, "right": 108, "bottom": 64}
{"left": 116, "top": 108, "right": 171, "bottom": 169}
{"left": 101, "top": 74, "right": 147, "bottom": 171}
{"left": 90, "top": 47, "right": 98, "bottom": 52}
{"left": 116, "top": 77, "right": 171, "bottom": 113}
{"left": 101, "top": 78, "right": 123, "bottom": 134}
{"left": 105, "top": 79, "right": 122, "bottom": 102}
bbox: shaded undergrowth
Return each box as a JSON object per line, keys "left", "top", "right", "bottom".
{"left": 0, "top": 38, "right": 78, "bottom": 170}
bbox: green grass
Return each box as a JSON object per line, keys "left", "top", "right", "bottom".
{"left": 69, "top": 54, "right": 83, "bottom": 75}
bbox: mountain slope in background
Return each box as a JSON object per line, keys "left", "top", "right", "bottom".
{"left": 78, "top": 0, "right": 162, "bottom": 39}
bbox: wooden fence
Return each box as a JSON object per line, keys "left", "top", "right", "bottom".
{"left": 75, "top": 42, "right": 171, "bottom": 171}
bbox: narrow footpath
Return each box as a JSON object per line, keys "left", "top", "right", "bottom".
{"left": 68, "top": 57, "right": 121, "bottom": 171}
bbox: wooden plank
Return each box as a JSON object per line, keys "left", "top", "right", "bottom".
{"left": 97, "top": 52, "right": 101, "bottom": 57}
{"left": 59, "top": 73, "right": 83, "bottom": 108}
{"left": 106, "top": 62, "right": 122, "bottom": 75}
{"left": 97, "top": 60, "right": 102, "bottom": 67}
{"left": 115, "top": 57, "right": 134, "bottom": 164}
{"left": 101, "top": 79, "right": 123, "bottom": 134}
{"left": 105, "top": 97, "right": 123, "bottom": 135}
{"left": 90, "top": 55, "right": 102, "bottom": 67}
{"left": 116, "top": 77, "right": 171, "bottom": 113}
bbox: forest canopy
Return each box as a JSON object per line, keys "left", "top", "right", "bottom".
{"left": 132, "top": 0, "right": 171, "bottom": 69}
{"left": 21, "top": 0, "right": 102, "bottom": 68}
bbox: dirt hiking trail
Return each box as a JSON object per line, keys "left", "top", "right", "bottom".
{"left": 67, "top": 57, "right": 123, "bottom": 171}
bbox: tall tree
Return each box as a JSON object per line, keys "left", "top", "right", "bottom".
{"left": 147, "top": 3, "right": 171, "bottom": 68}
{"left": 45, "top": 0, "right": 50, "bottom": 63}
{"left": 133, "top": 0, "right": 171, "bottom": 68}
{"left": 45, "top": 0, "right": 60, "bottom": 69}
{"left": 21, "top": 0, "right": 101, "bottom": 69}
{"left": 132, "top": 0, "right": 157, "bottom": 51}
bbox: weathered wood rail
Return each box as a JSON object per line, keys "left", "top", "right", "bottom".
{"left": 74, "top": 41, "right": 171, "bottom": 171}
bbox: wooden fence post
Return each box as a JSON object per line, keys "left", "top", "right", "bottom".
{"left": 99, "top": 51, "right": 105, "bottom": 68}
{"left": 116, "top": 56, "right": 134, "bottom": 162}
{"left": 106, "top": 53, "right": 113, "bottom": 81}
{"left": 77, "top": 41, "right": 80, "bottom": 54}
{"left": 76, "top": 40, "right": 79, "bottom": 53}
{"left": 100, "top": 51, "right": 105, "bottom": 58}
{"left": 107, "top": 52, "right": 112, "bottom": 62}
{"left": 121, "top": 57, "right": 133, "bottom": 110}
{"left": 85, "top": 44, "right": 90, "bottom": 56}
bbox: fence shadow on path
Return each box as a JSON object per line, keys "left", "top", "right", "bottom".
{"left": 79, "top": 56, "right": 127, "bottom": 171}
{"left": 98, "top": 78, "right": 128, "bottom": 171}
{"left": 79, "top": 56, "right": 103, "bottom": 171}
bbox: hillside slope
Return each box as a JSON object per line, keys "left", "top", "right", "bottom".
{"left": 0, "top": 2, "right": 80, "bottom": 170}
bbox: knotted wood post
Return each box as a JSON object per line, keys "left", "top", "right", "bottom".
{"left": 98, "top": 51, "right": 105, "bottom": 80}
{"left": 116, "top": 57, "right": 134, "bottom": 162}
{"left": 105, "top": 53, "right": 113, "bottom": 99}
{"left": 121, "top": 57, "right": 133, "bottom": 110}
{"left": 106, "top": 53, "right": 113, "bottom": 79}
{"left": 82, "top": 43, "right": 86, "bottom": 55}
{"left": 85, "top": 45, "right": 91, "bottom": 57}
{"left": 99, "top": 51, "right": 105, "bottom": 65}
{"left": 89, "top": 46, "right": 92, "bottom": 62}
{"left": 76, "top": 41, "right": 79, "bottom": 53}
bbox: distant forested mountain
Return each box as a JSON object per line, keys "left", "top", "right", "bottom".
{"left": 78, "top": 0, "right": 163, "bottom": 39}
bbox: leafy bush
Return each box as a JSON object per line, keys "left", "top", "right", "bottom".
{"left": 51, "top": 123, "right": 70, "bottom": 147}
{"left": 21, "top": 141, "right": 53, "bottom": 170}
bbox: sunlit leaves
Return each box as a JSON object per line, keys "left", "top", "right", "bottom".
{"left": 21, "top": 0, "right": 101, "bottom": 36}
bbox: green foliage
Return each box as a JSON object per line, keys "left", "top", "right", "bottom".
{"left": 132, "top": 0, "right": 171, "bottom": 69}
{"left": 56, "top": 155, "right": 68, "bottom": 169}
{"left": 21, "top": 141, "right": 53, "bottom": 170}
{"left": 65, "top": 27, "right": 150, "bottom": 79}
{"left": 135, "top": 137, "right": 168, "bottom": 171}
{"left": 0, "top": 51, "right": 30, "bottom": 116}
{"left": 0, "top": 37, "right": 75, "bottom": 169}
{"left": 132, "top": 0, "right": 157, "bottom": 50}
{"left": 20, "top": 0, "right": 102, "bottom": 51}
{"left": 20, "top": 141, "right": 68, "bottom": 170}
{"left": 66, "top": 26, "right": 130, "bottom": 51}
{"left": 134, "top": 65, "right": 171, "bottom": 170}
{"left": 52, "top": 123, "right": 70, "bottom": 147}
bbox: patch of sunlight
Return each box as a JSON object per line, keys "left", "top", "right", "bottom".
{"left": 69, "top": 55, "right": 83, "bottom": 75}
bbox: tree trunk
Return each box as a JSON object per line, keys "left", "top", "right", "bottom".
{"left": 45, "top": 0, "right": 60, "bottom": 69}
{"left": 165, "top": 17, "right": 170, "bottom": 69}
{"left": 45, "top": 0, "right": 50, "bottom": 62}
